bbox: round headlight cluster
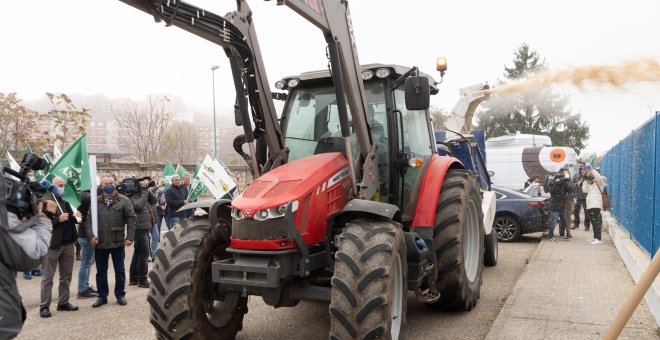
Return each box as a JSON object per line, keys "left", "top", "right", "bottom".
{"left": 287, "top": 78, "right": 300, "bottom": 88}
{"left": 375, "top": 68, "right": 391, "bottom": 78}
{"left": 231, "top": 208, "right": 244, "bottom": 221}
{"left": 275, "top": 80, "right": 286, "bottom": 90}
{"left": 361, "top": 70, "right": 374, "bottom": 80}
{"left": 251, "top": 201, "right": 300, "bottom": 221}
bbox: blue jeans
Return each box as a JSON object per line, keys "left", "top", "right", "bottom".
{"left": 152, "top": 214, "right": 168, "bottom": 255}
{"left": 129, "top": 229, "right": 150, "bottom": 281}
{"left": 95, "top": 247, "right": 126, "bottom": 300}
{"left": 547, "top": 210, "right": 568, "bottom": 239}
{"left": 77, "top": 237, "right": 95, "bottom": 294}
{"left": 167, "top": 216, "right": 182, "bottom": 231}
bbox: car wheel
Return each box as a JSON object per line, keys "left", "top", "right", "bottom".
{"left": 494, "top": 215, "right": 520, "bottom": 242}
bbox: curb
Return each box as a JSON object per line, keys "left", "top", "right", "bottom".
{"left": 604, "top": 212, "right": 660, "bottom": 326}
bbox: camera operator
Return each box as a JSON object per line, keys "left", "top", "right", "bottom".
{"left": 0, "top": 181, "right": 56, "bottom": 338}
{"left": 127, "top": 176, "right": 156, "bottom": 288}
{"left": 581, "top": 165, "right": 605, "bottom": 245}
{"left": 544, "top": 171, "right": 571, "bottom": 241}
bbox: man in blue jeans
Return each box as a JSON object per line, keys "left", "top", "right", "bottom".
{"left": 86, "top": 175, "right": 136, "bottom": 308}
{"left": 544, "top": 172, "right": 571, "bottom": 241}
{"left": 150, "top": 179, "right": 168, "bottom": 259}
{"left": 165, "top": 175, "right": 188, "bottom": 230}
{"left": 76, "top": 190, "right": 97, "bottom": 298}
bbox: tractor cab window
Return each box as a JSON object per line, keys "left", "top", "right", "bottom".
{"left": 283, "top": 82, "right": 390, "bottom": 200}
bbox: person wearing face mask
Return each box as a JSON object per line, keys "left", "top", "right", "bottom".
{"left": 581, "top": 166, "right": 605, "bottom": 245}
{"left": 85, "top": 175, "right": 136, "bottom": 308}
{"left": 523, "top": 175, "right": 544, "bottom": 196}
{"left": 38, "top": 177, "right": 79, "bottom": 318}
{"left": 128, "top": 177, "right": 156, "bottom": 288}
{"left": 561, "top": 166, "right": 574, "bottom": 238}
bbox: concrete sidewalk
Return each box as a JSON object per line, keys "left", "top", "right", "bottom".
{"left": 486, "top": 225, "right": 659, "bottom": 339}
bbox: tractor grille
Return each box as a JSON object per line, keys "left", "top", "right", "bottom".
{"left": 232, "top": 217, "right": 288, "bottom": 240}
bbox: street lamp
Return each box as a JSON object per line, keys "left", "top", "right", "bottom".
{"left": 211, "top": 65, "right": 219, "bottom": 159}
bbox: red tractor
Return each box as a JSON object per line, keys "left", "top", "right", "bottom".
{"left": 119, "top": 0, "right": 497, "bottom": 339}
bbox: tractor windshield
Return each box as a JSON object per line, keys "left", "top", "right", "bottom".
{"left": 283, "top": 81, "right": 387, "bottom": 163}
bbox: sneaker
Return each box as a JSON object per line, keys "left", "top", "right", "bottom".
{"left": 561, "top": 236, "right": 570, "bottom": 240}
{"left": 88, "top": 286, "right": 98, "bottom": 294}
{"left": 549, "top": 238, "right": 557, "bottom": 242}
{"left": 587, "top": 238, "right": 596, "bottom": 243}
{"left": 31, "top": 269, "right": 43, "bottom": 277}
{"left": 590, "top": 239, "right": 602, "bottom": 245}
{"left": 23, "top": 272, "right": 32, "bottom": 280}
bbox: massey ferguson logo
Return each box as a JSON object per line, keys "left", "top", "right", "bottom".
{"left": 304, "top": 0, "right": 322, "bottom": 15}
{"left": 244, "top": 209, "right": 253, "bottom": 217}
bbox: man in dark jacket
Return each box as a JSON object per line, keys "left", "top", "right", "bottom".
{"left": 86, "top": 175, "right": 136, "bottom": 308}
{"left": 39, "top": 177, "right": 80, "bottom": 318}
{"left": 544, "top": 172, "right": 571, "bottom": 241}
{"left": 129, "top": 177, "right": 156, "bottom": 288}
{"left": 150, "top": 178, "right": 167, "bottom": 259}
{"left": 572, "top": 165, "right": 591, "bottom": 230}
{"left": 165, "top": 174, "right": 188, "bottom": 230}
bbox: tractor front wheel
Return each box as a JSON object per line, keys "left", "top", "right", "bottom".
{"left": 330, "top": 218, "right": 407, "bottom": 339}
{"left": 147, "top": 216, "right": 248, "bottom": 340}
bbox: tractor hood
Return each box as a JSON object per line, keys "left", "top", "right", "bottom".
{"left": 232, "top": 152, "right": 349, "bottom": 218}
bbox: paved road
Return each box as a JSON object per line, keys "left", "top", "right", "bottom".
{"left": 15, "top": 234, "right": 542, "bottom": 339}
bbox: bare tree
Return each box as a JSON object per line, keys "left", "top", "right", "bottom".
{"left": 114, "top": 95, "right": 174, "bottom": 163}
{"left": 162, "top": 121, "right": 202, "bottom": 164}
{"left": 429, "top": 106, "right": 447, "bottom": 132}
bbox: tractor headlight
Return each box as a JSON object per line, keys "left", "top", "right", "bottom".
{"left": 252, "top": 201, "right": 299, "bottom": 221}
{"left": 231, "top": 208, "right": 244, "bottom": 221}
{"left": 287, "top": 78, "right": 300, "bottom": 88}
{"left": 275, "top": 80, "right": 286, "bottom": 90}
{"left": 361, "top": 70, "right": 374, "bottom": 80}
{"left": 375, "top": 68, "right": 391, "bottom": 78}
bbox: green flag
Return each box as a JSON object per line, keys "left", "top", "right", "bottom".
{"left": 162, "top": 161, "right": 176, "bottom": 189}
{"left": 588, "top": 153, "right": 596, "bottom": 168}
{"left": 176, "top": 164, "right": 188, "bottom": 179}
{"left": 45, "top": 134, "right": 91, "bottom": 207}
{"left": 25, "top": 144, "right": 33, "bottom": 154}
{"left": 187, "top": 164, "right": 209, "bottom": 202}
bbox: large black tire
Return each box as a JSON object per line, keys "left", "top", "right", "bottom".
{"left": 426, "top": 170, "right": 484, "bottom": 311}
{"left": 330, "top": 219, "right": 407, "bottom": 340}
{"left": 484, "top": 229, "right": 498, "bottom": 267}
{"left": 147, "top": 216, "right": 248, "bottom": 340}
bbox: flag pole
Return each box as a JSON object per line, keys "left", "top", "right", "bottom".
{"left": 89, "top": 155, "right": 99, "bottom": 237}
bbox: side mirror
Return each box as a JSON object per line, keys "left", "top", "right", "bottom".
{"left": 405, "top": 76, "right": 430, "bottom": 111}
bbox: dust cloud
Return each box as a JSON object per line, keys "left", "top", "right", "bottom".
{"left": 485, "top": 58, "right": 660, "bottom": 95}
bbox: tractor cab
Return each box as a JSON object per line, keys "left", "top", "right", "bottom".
{"left": 275, "top": 64, "right": 439, "bottom": 220}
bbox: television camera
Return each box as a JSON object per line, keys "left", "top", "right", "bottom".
{"left": 117, "top": 175, "right": 154, "bottom": 196}
{"left": 2, "top": 153, "right": 52, "bottom": 219}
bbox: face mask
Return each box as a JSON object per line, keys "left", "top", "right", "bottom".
{"left": 564, "top": 173, "right": 570, "bottom": 179}
{"left": 103, "top": 184, "right": 115, "bottom": 194}
{"left": 28, "top": 176, "right": 37, "bottom": 182}
{"left": 54, "top": 186, "right": 65, "bottom": 197}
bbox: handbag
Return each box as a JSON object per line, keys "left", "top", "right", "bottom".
{"left": 595, "top": 182, "right": 611, "bottom": 211}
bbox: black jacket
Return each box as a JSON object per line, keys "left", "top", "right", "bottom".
{"left": 544, "top": 178, "right": 570, "bottom": 211}
{"left": 130, "top": 189, "right": 157, "bottom": 229}
{"left": 44, "top": 193, "right": 77, "bottom": 249}
{"left": 165, "top": 185, "right": 188, "bottom": 218}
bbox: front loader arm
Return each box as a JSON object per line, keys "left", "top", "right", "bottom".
{"left": 118, "top": 0, "right": 285, "bottom": 176}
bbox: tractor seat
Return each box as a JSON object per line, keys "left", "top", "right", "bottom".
{"left": 314, "top": 137, "right": 346, "bottom": 157}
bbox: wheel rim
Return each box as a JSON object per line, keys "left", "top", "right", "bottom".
{"left": 202, "top": 244, "right": 240, "bottom": 328}
{"left": 390, "top": 253, "right": 403, "bottom": 339}
{"left": 463, "top": 200, "right": 479, "bottom": 283}
{"left": 494, "top": 217, "right": 517, "bottom": 242}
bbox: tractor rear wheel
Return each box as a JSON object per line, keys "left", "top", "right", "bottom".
{"left": 425, "top": 170, "right": 484, "bottom": 311}
{"left": 147, "top": 215, "right": 248, "bottom": 340}
{"left": 330, "top": 219, "right": 407, "bottom": 340}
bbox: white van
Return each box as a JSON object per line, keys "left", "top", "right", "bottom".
{"left": 486, "top": 134, "right": 578, "bottom": 190}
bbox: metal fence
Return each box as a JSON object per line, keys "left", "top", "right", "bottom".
{"left": 600, "top": 112, "right": 660, "bottom": 257}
